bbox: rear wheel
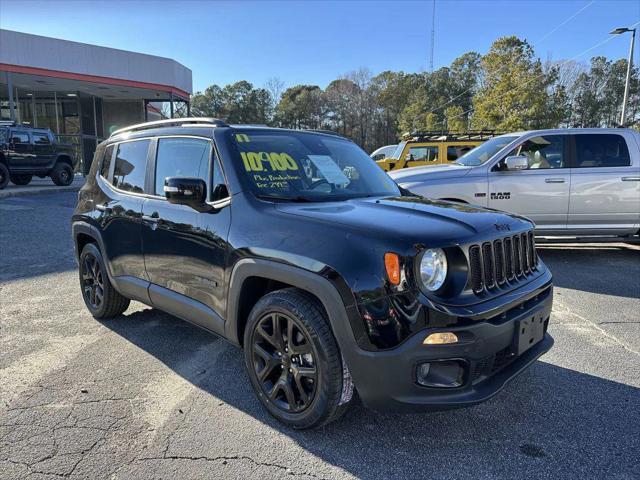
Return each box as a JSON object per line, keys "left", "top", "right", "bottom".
{"left": 79, "top": 243, "right": 130, "bottom": 319}
{"left": 0, "top": 163, "right": 8, "bottom": 190}
{"left": 10, "top": 174, "right": 32, "bottom": 186}
{"left": 244, "top": 288, "right": 352, "bottom": 429}
{"left": 51, "top": 162, "right": 74, "bottom": 186}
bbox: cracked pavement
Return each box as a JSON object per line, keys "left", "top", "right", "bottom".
{"left": 1, "top": 191, "right": 639, "bottom": 479}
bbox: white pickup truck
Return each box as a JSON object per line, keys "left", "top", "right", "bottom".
{"left": 390, "top": 128, "right": 640, "bottom": 238}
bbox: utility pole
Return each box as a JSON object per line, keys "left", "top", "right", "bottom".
{"left": 610, "top": 27, "right": 636, "bottom": 127}
{"left": 429, "top": 0, "right": 436, "bottom": 72}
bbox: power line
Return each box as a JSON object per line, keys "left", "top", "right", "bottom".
{"left": 445, "top": 21, "right": 640, "bottom": 124}
{"left": 427, "top": 0, "right": 595, "bottom": 116}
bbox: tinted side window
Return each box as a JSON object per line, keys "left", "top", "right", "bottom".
{"left": 11, "top": 131, "right": 30, "bottom": 144}
{"left": 507, "top": 135, "right": 565, "bottom": 169}
{"left": 33, "top": 133, "right": 50, "bottom": 144}
{"left": 113, "top": 140, "right": 150, "bottom": 193}
{"left": 154, "top": 137, "right": 211, "bottom": 196}
{"left": 100, "top": 145, "right": 114, "bottom": 179}
{"left": 574, "top": 134, "right": 630, "bottom": 168}
{"left": 408, "top": 146, "right": 438, "bottom": 161}
{"left": 447, "top": 145, "right": 475, "bottom": 161}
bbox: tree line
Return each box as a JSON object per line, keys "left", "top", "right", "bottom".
{"left": 190, "top": 35, "right": 640, "bottom": 153}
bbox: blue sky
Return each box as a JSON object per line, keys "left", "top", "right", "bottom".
{"left": 1, "top": 0, "right": 639, "bottom": 93}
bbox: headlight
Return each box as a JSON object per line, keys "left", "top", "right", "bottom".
{"left": 419, "top": 248, "right": 448, "bottom": 292}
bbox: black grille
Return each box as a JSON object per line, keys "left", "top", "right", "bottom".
{"left": 468, "top": 230, "right": 538, "bottom": 294}
{"left": 504, "top": 237, "right": 514, "bottom": 280}
{"left": 513, "top": 235, "right": 522, "bottom": 276}
{"left": 494, "top": 240, "right": 505, "bottom": 284}
{"left": 469, "top": 245, "right": 483, "bottom": 293}
{"left": 482, "top": 242, "right": 495, "bottom": 288}
{"left": 528, "top": 231, "right": 537, "bottom": 267}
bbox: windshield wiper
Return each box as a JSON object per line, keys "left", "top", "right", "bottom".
{"left": 254, "top": 194, "right": 313, "bottom": 202}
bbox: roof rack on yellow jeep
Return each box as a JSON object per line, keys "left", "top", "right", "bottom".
{"left": 402, "top": 130, "right": 504, "bottom": 142}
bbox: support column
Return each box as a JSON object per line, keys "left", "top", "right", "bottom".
{"left": 170, "top": 93, "right": 174, "bottom": 118}
{"left": 6, "top": 72, "right": 16, "bottom": 121}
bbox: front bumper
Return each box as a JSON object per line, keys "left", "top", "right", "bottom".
{"left": 343, "top": 281, "right": 553, "bottom": 412}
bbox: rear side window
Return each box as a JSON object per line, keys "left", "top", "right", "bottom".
{"left": 154, "top": 137, "right": 211, "bottom": 196}
{"left": 112, "top": 140, "right": 150, "bottom": 193}
{"left": 100, "top": 145, "right": 114, "bottom": 179}
{"left": 574, "top": 134, "right": 631, "bottom": 168}
{"left": 33, "top": 133, "right": 50, "bottom": 144}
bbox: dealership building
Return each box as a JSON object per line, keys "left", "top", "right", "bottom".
{"left": 0, "top": 29, "right": 192, "bottom": 173}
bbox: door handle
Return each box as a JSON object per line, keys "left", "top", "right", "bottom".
{"left": 621, "top": 176, "right": 640, "bottom": 182}
{"left": 142, "top": 215, "right": 160, "bottom": 223}
{"left": 545, "top": 178, "right": 565, "bottom": 183}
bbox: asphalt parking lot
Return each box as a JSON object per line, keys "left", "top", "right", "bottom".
{"left": 1, "top": 191, "right": 639, "bottom": 480}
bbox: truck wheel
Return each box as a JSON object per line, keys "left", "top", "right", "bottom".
{"left": 51, "top": 162, "right": 74, "bottom": 186}
{"left": 79, "top": 243, "right": 130, "bottom": 319}
{"left": 10, "top": 174, "right": 32, "bottom": 186}
{"left": 0, "top": 164, "right": 8, "bottom": 190}
{"left": 244, "top": 288, "right": 351, "bottom": 429}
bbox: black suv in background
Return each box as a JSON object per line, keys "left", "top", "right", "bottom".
{"left": 0, "top": 122, "right": 76, "bottom": 189}
{"left": 72, "top": 118, "right": 554, "bottom": 429}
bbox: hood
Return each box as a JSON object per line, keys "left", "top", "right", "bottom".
{"left": 389, "top": 164, "right": 472, "bottom": 184}
{"left": 275, "top": 196, "right": 531, "bottom": 248}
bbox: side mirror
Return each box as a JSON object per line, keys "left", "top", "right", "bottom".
{"left": 505, "top": 155, "right": 528, "bottom": 171}
{"left": 164, "top": 177, "right": 208, "bottom": 211}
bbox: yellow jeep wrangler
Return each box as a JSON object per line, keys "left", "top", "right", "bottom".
{"left": 376, "top": 131, "right": 500, "bottom": 171}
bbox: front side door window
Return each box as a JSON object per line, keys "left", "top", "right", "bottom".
{"left": 503, "top": 135, "right": 566, "bottom": 170}
{"left": 489, "top": 135, "right": 570, "bottom": 230}
{"left": 154, "top": 137, "right": 211, "bottom": 197}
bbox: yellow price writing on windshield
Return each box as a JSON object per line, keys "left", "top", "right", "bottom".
{"left": 240, "top": 152, "right": 299, "bottom": 172}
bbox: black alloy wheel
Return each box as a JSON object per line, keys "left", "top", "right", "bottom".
{"left": 250, "top": 311, "right": 318, "bottom": 413}
{"left": 81, "top": 252, "right": 104, "bottom": 310}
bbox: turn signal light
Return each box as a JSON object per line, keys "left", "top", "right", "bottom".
{"left": 384, "top": 252, "right": 401, "bottom": 285}
{"left": 423, "top": 332, "right": 459, "bottom": 345}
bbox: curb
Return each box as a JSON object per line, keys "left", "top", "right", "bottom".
{"left": 0, "top": 184, "right": 83, "bottom": 200}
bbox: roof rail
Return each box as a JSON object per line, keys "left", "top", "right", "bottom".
{"left": 402, "top": 130, "right": 503, "bottom": 141}
{"left": 0, "top": 120, "right": 17, "bottom": 127}
{"left": 110, "top": 117, "right": 229, "bottom": 137}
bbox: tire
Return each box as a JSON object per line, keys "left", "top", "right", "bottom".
{"left": 51, "top": 162, "right": 74, "bottom": 186}
{"left": 244, "top": 288, "right": 352, "bottom": 429}
{"left": 79, "top": 243, "right": 130, "bottom": 319}
{"left": 0, "top": 163, "right": 8, "bottom": 190}
{"left": 10, "top": 174, "right": 32, "bottom": 186}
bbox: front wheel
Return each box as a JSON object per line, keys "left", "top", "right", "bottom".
{"left": 51, "top": 162, "right": 74, "bottom": 186}
{"left": 79, "top": 243, "right": 130, "bottom": 319}
{"left": 10, "top": 174, "right": 32, "bottom": 186}
{"left": 244, "top": 288, "right": 352, "bottom": 429}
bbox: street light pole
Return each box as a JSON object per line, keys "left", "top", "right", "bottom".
{"left": 611, "top": 27, "right": 636, "bottom": 127}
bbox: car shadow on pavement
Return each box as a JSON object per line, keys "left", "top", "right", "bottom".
{"left": 98, "top": 307, "right": 640, "bottom": 479}
{"left": 538, "top": 244, "right": 640, "bottom": 299}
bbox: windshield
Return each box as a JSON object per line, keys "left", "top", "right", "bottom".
{"left": 389, "top": 141, "right": 407, "bottom": 160}
{"left": 232, "top": 130, "right": 400, "bottom": 201}
{"left": 454, "top": 136, "right": 518, "bottom": 166}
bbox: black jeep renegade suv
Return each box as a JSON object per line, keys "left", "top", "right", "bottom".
{"left": 72, "top": 118, "right": 553, "bottom": 429}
